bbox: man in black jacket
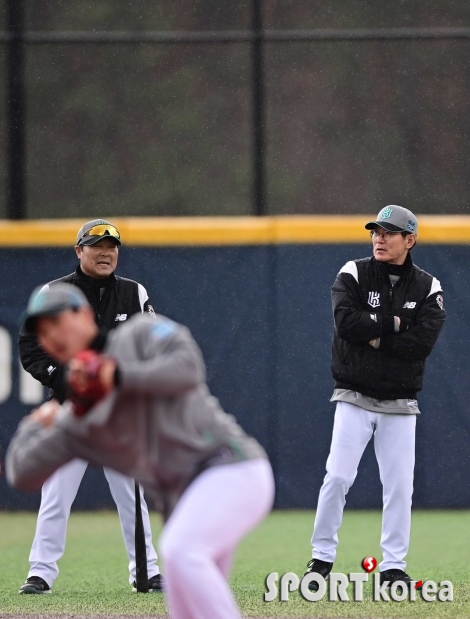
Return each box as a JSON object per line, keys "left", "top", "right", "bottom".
{"left": 305, "top": 206, "right": 445, "bottom": 589}
{"left": 18, "top": 219, "right": 162, "bottom": 594}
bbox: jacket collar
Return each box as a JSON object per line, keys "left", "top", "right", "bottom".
{"left": 75, "top": 265, "right": 116, "bottom": 289}
{"left": 371, "top": 251, "right": 413, "bottom": 276}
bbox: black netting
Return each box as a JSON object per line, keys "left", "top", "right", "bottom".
{"left": 267, "top": 40, "right": 470, "bottom": 214}
{"left": 25, "top": 0, "right": 251, "bottom": 31}
{"left": 265, "top": 0, "right": 470, "bottom": 30}
{"left": 1, "top": 2, "right": 470, "bottom": 216}
{"left": 26, "top": 43, "right": 252, "bottom": 217}
{"left": 0, "top": 46, "right": 6, "bottom": 218}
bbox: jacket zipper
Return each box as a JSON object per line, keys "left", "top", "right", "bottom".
{"left": 380, "top": 285, "right": 394, "bottom": 380}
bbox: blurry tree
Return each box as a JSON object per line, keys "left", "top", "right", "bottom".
{"left": 1, "top": 0, "right": 469, "bottom": 217}
{"left": 266, "top": 1, "right": 470, "bottom": 214}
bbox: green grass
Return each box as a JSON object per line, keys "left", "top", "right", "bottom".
{"left": 0, "top": 510, "right": 469, "bottom": 617}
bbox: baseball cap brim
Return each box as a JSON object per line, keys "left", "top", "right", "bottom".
{"left": 21, "top": 304, "right": 77, "bottom": 335}
{"left": 20, "top": 284, "right": 90, "bottom": 335}
{"left": 365, "top": 221, "right": 407, "bottom": 232}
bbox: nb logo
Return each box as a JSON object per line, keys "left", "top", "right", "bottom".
{"left": 403, "top": 301, "right": 416, "bottom": 309}
{"left": 115, "top": 314, "right": 128, "bottom": 321}
{"left": 368, "top": 292, "right": 380, "bottom": 308}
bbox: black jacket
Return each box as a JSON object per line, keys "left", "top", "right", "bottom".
{"left": 19, "top": 266, "right": 156, "bottom": 403}
{"left": 331, "top": 253, "right": 446, "bottom": 400}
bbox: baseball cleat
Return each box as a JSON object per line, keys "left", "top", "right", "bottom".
{"left": 304, "top": 558, "right": 333, "bottom": 592}
{"left": 19, "top": 576, "right": 52, "bottom": 594}
{"left": 380, "top": 569, "right": 422, "bottom": 589}
{"left": 132, "top": 573, "right": 164, "bottom": 593}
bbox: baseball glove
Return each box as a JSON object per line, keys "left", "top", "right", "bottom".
{"left": 67, "top": 350, "right": 114, "bottom": 417}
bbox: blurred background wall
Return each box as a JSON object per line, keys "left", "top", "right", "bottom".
{"left": 0, "top": 223, "right": 467, "bottom": 510}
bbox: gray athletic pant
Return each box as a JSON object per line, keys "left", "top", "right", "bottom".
{"left": 28, "top": 458, "right": 159, "bottom": 587}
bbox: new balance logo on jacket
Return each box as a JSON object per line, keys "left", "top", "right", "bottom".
{"left": 115, "top": 314, "right": 128, "bottom": 321}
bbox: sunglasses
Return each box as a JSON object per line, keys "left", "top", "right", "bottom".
{"left": 79, "top": 224, "right": 120, "bottom": 243}
{"left": 370, "top": 229, "right": 404, "bottom": 240}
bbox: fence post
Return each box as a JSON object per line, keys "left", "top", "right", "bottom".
{"left": 7, "top": 0, "right": 26, "bottom": 220}
{"left": 252, "top": 0, "right": 266, "bottom": 216}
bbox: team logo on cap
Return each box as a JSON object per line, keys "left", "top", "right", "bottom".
{"left": 379, "top": 206, "right": 394, "bottom": 220}
{"left": 407, "top": 219, "right": 416, "bottom": 233}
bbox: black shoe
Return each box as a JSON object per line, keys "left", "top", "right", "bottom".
{"left": 132, "top": 573, "right": 164, "bottom": 593}
{"left": 19, "top": 576, "right": 52, "bottom": 594}
{"left": 304, "top": 558, "right": 333, "bottom": 592}
{"left": 380, "top": 569, "right": 421, "bottom": 589}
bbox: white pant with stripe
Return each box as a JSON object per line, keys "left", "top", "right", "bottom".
{"left": 311, "top": 401, "right": 416, "bottom": 571}
{"left": 160, "top": 458, "right": 274, "bottom": 619}
{"left": 28, "top": 458, "right": 159, "bottom": 587}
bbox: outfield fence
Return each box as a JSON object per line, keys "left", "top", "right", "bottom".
{"left": 0, "top": 215, "right": 468, "bottom": 510}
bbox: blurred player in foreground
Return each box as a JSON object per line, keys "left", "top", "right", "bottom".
{"left": 7, "top": 283, "right": 274, "bottom": 619}
{"left": 305, "top": 206, "right": 445, "bottom": 589}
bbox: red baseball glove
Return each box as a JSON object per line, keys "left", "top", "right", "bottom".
{"left": 67, "top": 350, "right": 115, "bottom": 417}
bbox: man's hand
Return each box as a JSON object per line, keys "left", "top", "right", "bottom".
{"left": 67, "top": 350, "right": 117, "bottom": 417}
{"left": 29, "top": 400, "right": 61, "bottom": 427}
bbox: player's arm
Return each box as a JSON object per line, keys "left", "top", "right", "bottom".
{"left": 379, "top": 290, "right": 446, "bottom": 361}
{"left": 332, "top": 263, "right": 396, "bottom": 343}
{"left": 137, "top": 283, "right": 157, "bottom": 317}
{"left": 117, "top": 320, "right": 206, "bottom": 397}
{"left": 19, "top": 330, "right": 67, "bottom": 402}
{"left": 6, "top": 402, "right": 74, "bottom": 492}
{"left": 66, "top": 319, "right": 206, "bottom": 409}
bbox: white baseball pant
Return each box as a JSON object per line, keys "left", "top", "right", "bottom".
{"left": 160, "top": 458, "right": 275, "bottom": 619}
{"left": 311, "top": 401, "right": 416, "bottom": 571}
{"left": 28, "top": 458, "right": 159, "bottom": 587}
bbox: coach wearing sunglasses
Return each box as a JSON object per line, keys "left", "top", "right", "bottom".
{"left": 17, "top": 219, "right": 163, "bottom": 594}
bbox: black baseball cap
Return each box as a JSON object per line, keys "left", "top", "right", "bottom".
{"left": 365, "top": 205, "right": 418, "bottom": 235}
{"left": 76, "top": 219, "right": 122, "bottom": 246}
{"left": 21, "top": 283, "right": 90, "bottom": 335}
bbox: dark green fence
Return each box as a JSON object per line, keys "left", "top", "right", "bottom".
{"left": 3, "top": 2, "right": 470, "bottom": 218}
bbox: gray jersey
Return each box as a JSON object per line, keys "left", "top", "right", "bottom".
{"left": 331, "top": 388, "right": 420, "bottom": 415}
{"left": 7, "top": 314, "right": 267, "bottom": 518}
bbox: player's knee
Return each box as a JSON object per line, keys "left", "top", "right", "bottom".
{"left": 162, "top": 546, "right": 208, "bottom": 578}
{"left": 326, "top": 471, "right": 355, "bottom": 490}
{"left": 159, "top": 531, "right": 189, "bottom": 565}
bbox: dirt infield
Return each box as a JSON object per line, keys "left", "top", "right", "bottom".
{"left": 0, "top": 616, "right": 338, "bottom": 619}
{"left": 0, "top": 616, "right": 331, "bottom": 619}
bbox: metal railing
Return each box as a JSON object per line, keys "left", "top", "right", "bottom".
{"left": 4, "top": 0, "right": 470, "bottom": 219}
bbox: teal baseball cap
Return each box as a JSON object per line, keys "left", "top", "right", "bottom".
{"left": 365, "top": 205, "right": 418, "bottom": 235}
{"left": 21, "top": 283, "right": 90, "bottom": 334}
